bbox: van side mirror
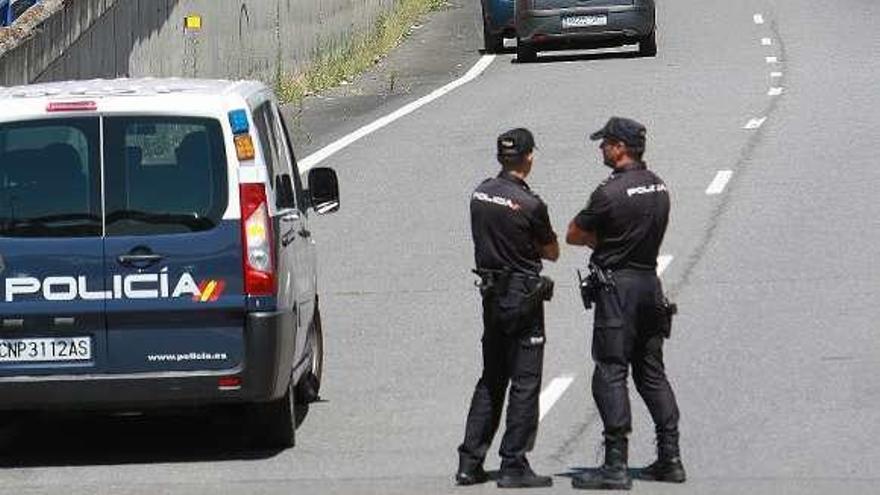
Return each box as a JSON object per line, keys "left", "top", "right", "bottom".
{"left": 308, "top": 167, "right": 339, "bottom": 214}
{"left": 275, "top": 174, "right": 296, "bottom": 209}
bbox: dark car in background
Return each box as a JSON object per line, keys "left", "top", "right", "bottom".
{"left": 480, "top": 0, "right": 516, "bottom": 53}
{"left": 514, "top": 0, "right": 656, "bottom": 62}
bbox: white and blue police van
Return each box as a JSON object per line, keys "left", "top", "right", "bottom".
{"left": 0, "top": 78, "right": 339, "bottom": 448}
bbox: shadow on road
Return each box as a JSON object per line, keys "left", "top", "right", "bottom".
{"left": 514, "top": 49, "right": 645, "bottom": 65}
{"left": 556, "top": 466, "right": 646, "bottom": 480}
{"left": 0, "top": 402, "right": 319, "bottom": 468}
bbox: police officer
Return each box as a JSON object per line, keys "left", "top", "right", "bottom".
{"left": 567, "top": 117, "right": 685, "bottom": 490}
{"left": 456, "top": 128, "right": 559, "bottom": 489}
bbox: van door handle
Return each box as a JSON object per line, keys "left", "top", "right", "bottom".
{"left": 118, "top": 254, "right": 164, "bottom": 265}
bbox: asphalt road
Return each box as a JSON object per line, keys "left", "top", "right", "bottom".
{"left": 3, "top": 0, "right": 880, "bottom": 493}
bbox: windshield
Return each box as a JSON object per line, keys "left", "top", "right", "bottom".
{"left": 0, "top": 118, "right": 102, "bottom": 238}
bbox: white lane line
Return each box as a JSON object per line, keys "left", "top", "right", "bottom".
{"left": 298, "top": 55, "right": 497, "bottom": 171}
{"left": 770, "top": 72, "right": 783, "bottom": 78}
{"left": 743, "top": 117, "right": 767, "bottom": 129}
{"left": 761, "top": 37, "right": 773, "bottom": 46}
{"left": 539, "top": 374, "right": 575, "bottom": 422}
{"left": 768, "top": 87, "right": 784, "bottom": 96}
{"left": 753, "top": 13, "right": 765, "bottom": 24}
{"left": 656, "top": 255, "right": 674, "bottom": 276}
{"left": 705, "top": 170, "right": 733, "bottom": 195}
{"left": 766, "top": 56, "right": 779, "bottom": 64}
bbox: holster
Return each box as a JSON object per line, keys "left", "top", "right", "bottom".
{"left": 654, "top": 279, "right": 678, "bottom": 339}
{"left": 577, "top": 263, "right": 615, "bottom": 311}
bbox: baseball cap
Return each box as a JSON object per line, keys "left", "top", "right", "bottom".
{"left": 497, "top": 128, "right": 536, "bottom": 157}
{"left": 589, "top": 117, "right": 647, "bottom": 149}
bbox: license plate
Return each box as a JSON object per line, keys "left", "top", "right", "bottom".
{"left": 562, "top": 15, "right": 608, "bottom": 29}
{"left": 0, "top": 337, "right": 91, "bottom": 363}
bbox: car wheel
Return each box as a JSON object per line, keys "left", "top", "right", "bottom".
{"left": 516, "top": 40, "right": 537, "bottom": 63}
{"left": 638, "top": 30, "right": 657, "bottom": 57}
{"left": 295, "top": 303, "right": 323, "bottom": 404}
{"left": 249, "top": 379, "right": 296, "bottom": 449}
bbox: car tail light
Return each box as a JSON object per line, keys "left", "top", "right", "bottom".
{"left": 239, "top": 183, "right": 275, "bottom": 296}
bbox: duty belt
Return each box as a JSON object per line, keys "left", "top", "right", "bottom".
{"left": 472, "top": 268, "right": 554, "bottom": 303}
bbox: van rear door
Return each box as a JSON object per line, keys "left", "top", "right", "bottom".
{"left": 0, "top": 117, "right": 106, "bottom": 375}
{"left": 101, "top": 116, "right": 246, "bottom": 373}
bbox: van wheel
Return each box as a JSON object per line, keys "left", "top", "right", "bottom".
{"left": 638, "top": 30, "right": 657, "bottom": 57}
{"left": 249, "top": 380, "right": 296, "bottom": 449}
{"left": 517, "top": 41, "right": 537, "bottom": 63}
{"left": 296, "top": 304, "right": 323, "bottom": 404}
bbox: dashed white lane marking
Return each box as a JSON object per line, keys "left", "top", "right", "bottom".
{"left": 298, "top": 55, "right": 497, "bottom": 170}
{"left": 768, "top": 87, "right": 784, "bottom": 96}
{"left": 705, "top": 170, "right": 734, "bottom": 195}
{"left": 766, "top": 56, "right": 779, "bottom": 64}
{"left": 744, "top": 117, "right": 768, "bottom": 129}
{"left": 754, "top": 14, "right": 765, "bottom": 24}
{"left": 539, "top": 374, "right": 576, "bottom": 422}
{"left": 656, "top": 255, "right": 674, "bottom": 276}
{"left": 770, "top": 72, "right": 783, "bottom": 78}
{"left": 761, "top": 38, "right": 773, "bottom": 46}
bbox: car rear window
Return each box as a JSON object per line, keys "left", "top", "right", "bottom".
{"left": 0, "top": 118, "right": 102, "bottom": 238}
{"left": 103, "top": 117, "right": 229, "bottom": 236}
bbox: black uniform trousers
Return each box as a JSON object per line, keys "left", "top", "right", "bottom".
{"left": 591, "top": 269, "right": 680, "bottom": 454}
{"left": 459, "top": 277, "right": 545, "bottom": 474}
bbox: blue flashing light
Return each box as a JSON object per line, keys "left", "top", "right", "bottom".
{"left": 228, "top": 109, "right": 249, "bottom": 134}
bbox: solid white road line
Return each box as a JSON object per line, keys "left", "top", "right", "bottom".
{"left": 753, "top": 14, "right": 765, "bottom": 24}
{"left": 768, "top": 87, "right": 784, "bottom": 96}
{"left": 761, "top": 38, "right": 773, "bottom": 46}
{"left": 705, "top": 170, "right": 733, "bottom": 195}
{"left": 744, "top": 117, "right": 767, "bottom": 129}
{"left": 765, "top": 56, "right": 779, "bottom": 64}
{"left": 298, "top": 55, "right": 497, "bottom": 171}
{"left": 656, "top": 255, "right": 674, "bottom": 276}
{"left": 539, "top": 374, "right": 576, "bottom": 422}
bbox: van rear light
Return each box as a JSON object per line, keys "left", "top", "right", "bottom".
{"left": 46, "top": 101, "right": 97, "bottom": 112}
{"left": 234, "top": 134, "right": 255, "bottom": 161}
{"left": 218, "top": 376, "right": 242, "bottom": 389}
{"left": 239, "top": 183, "right": 275, "bottom": 296}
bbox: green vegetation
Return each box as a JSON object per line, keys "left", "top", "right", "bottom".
{"left": 276, "top": 0, "right": 446, "bottom": 104}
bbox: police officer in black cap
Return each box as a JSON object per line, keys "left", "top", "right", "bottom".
{"left": 456, "top": 128, "right": 559, "bottom": 489}
{"left": 567, "top": 117, "right": 685, "bottom": 490}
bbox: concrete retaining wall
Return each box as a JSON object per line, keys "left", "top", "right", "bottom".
{"left": 0, "top": 0, "right": 396, "bottom": 87}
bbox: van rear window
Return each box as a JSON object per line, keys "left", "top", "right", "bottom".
{"left": 0, "top": 118, "right": 102, "bottom": 238}
{"left": 103, "top": 117, "right": 228, "bottom": 236}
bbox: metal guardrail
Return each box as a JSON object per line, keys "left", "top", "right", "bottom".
{"left": 1, "top": 0, "right": 41, "bottom": 27}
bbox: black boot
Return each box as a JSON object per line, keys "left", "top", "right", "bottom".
{"left": 640, "top": 457, "right": 686, "bottom": 483}
{"left": 497, "top": 466, "right": 553, "bottom": 488}
{"left": 571, "top": 436, "right": 632, "bottom": 490}
{"left": 455, "top": 465, "right": 490, "bottom": 486}
{"left": 640, "top": 436, "right": 686, "bottom": 483}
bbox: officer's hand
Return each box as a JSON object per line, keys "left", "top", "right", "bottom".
{"left": 540, "top": 239, "right": 560, "bottom": 261}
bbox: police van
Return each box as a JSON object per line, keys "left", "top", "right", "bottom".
{"left": 0, "top": 78, "right": 340, "bottom": 448}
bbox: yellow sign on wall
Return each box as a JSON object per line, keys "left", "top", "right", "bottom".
{"left": 184, "top": 15, "right": 202, "bottom": 31}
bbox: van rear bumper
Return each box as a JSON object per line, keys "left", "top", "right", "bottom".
{"left": 0, "top": 311, "right": 295, "bottom": 411}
